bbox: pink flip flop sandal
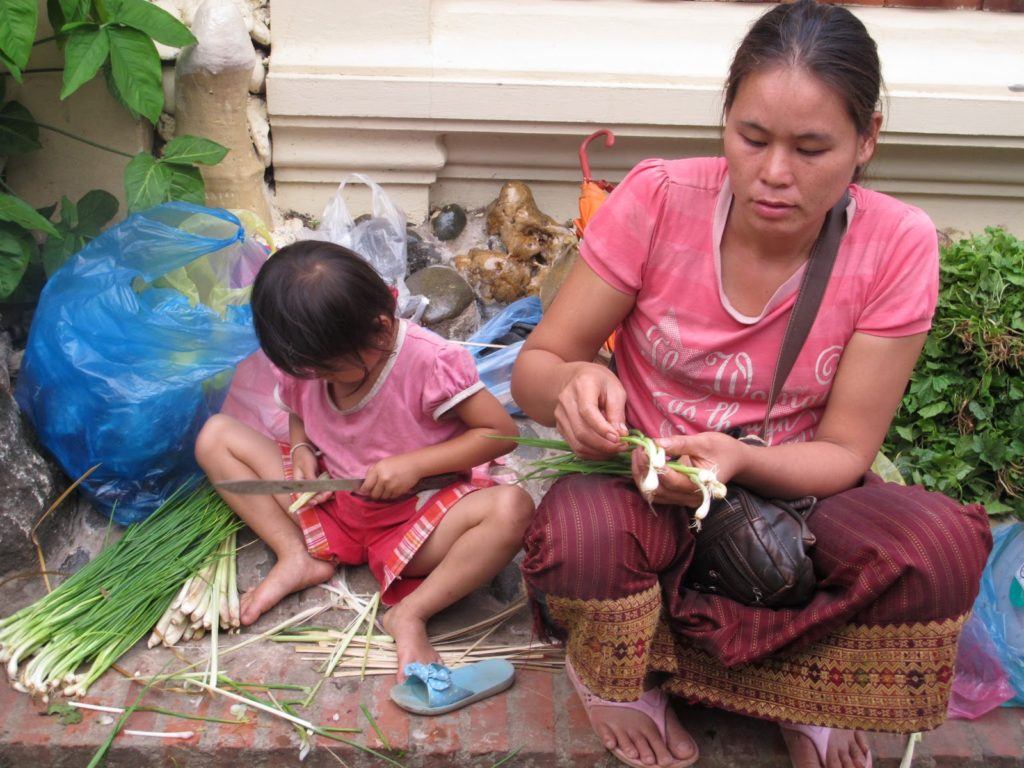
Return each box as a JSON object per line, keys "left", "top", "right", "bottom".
{"left": 565, "top": 657, "right": 698, "bottom": 768}
{"left": 780, "top": 722, "right": 873, "bottom": 768}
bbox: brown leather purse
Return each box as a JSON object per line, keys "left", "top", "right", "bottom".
{"left": 684, "top": 192, "right": 849, "bottom": 608}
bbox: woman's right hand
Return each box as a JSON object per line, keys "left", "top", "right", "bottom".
{"left": 554, "top": 363, "right": 629, "bottom": 459}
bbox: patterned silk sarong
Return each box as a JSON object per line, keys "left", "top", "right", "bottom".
{"left": 522, "top": 473, "right": 992, "bottom": 733}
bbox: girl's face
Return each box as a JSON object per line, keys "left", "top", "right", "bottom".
{"left": 315, "top": 314, "right": 395, "bottom": 388}
{"left": 317, "top": 348, "right": 387, "bottom": 387}
{"left": 723, "top": 65, "right": 880, "bottom": 243}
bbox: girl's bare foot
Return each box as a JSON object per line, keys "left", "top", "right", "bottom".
{"left": 381, "top": 602, "right": 441, "bottom": 682}
{"left": 239, "top": 552, "right": 336, "bottom": 625}
{"left": 591, "top": 701, "right": 697, "bottom": 768}
{"left": 781, "top": 726, "right": 871, "bottom": 768}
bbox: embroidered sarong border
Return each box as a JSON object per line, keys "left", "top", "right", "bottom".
{"left": 651, "top": 614, "right": 967, "bottom": 734}
{"left": 547, "top": 584, "right": 663, "bottom": 702}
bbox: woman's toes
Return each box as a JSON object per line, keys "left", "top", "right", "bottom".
{"left": 596, "top": 724, "right": 617, "bottom": 751}
{"left": 609, "top": 725, "right": 639, "bottom": 759}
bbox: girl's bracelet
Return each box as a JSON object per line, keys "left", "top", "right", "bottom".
{"left": 289, "top": 442, "right": 320, "bottom": 461}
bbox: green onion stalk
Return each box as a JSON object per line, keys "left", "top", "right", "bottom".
{"left": 0, "top": 483, "right": 241, "bottom": 700}
{"left": 497, "top": 430, "right": 728, "bottom": 529}
{"left": 148, "top": 530, "right": 240, "bottom": 649}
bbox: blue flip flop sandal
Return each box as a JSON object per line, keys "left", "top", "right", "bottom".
{"left": 389, "top": 660, "right": 515, "bottom": 716}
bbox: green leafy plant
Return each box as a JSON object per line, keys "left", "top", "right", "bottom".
{"left": 39, "top": 188, "right": 118, "bottom": 275}
{"left": 0, "top": 0, "right": 228, "bottom": 301}
{"left": 885, "top": 227, "right": 1024, "bottom": 519}
{"left": 125, "top": 134, "right": 227, "bottom": 211}
{"left": 4, "top": 0, "right": 194, "bottom": 119}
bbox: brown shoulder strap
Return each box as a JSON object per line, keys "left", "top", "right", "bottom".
{"left": 761, "top": 191, "right": 850, "bottom": 442}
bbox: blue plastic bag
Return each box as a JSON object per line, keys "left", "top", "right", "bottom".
{"left": 467, "top": 296, "right": 542, "bottom": 415}
{"left": 972, "top": 521, "right": 1024, "bottom": 706}
{"left": 15, "top": 203, "right": 265, "bottom": 524}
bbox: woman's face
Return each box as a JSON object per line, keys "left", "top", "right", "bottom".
{"left": 723, "top": 65, "right": 880, "bottom": 243}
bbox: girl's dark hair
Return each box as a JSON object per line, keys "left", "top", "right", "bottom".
{"left": 724, "top": 0, "right": 882, "bottom": 137}
{"left": 251, "top": 240, "right": 396, "bottom": 378}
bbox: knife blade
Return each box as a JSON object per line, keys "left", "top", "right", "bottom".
{"left": 215, "top": 472, "right": 462, "bottom": 496}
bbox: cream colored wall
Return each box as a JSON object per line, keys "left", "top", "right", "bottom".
{"left": 268, "top": 0, "right": 1024, "bottom": 236}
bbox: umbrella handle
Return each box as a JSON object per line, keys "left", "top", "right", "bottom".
{"left": 579, "top": 129, "right": 616, "bottom": 182}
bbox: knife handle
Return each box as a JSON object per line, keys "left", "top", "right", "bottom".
{"left": 410, "top": 472, "right": 466, "bottom": 493}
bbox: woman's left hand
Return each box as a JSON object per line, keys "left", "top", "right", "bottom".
{"left": 631, "top": 431, "right": 748, "bottom": 507}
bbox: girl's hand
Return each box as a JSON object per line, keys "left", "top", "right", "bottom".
{"left": 359, "top": 457, "right": 421, "bottom": 500}
{"left": 290, "top": 445, "right": 332, "bottom": 507}
{"left": 554, "top": 363, "right": 628, "bottom": 459}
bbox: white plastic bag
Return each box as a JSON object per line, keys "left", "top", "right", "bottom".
{"left": 302, "top": 173, "right": 426, "bottom": 319}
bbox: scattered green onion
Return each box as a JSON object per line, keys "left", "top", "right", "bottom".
{"left": 0, "top": 484, "right": 241, "bottom": 699}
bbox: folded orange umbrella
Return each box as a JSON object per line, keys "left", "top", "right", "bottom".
{"left": 573, "top": 129, "right": 617, "bottom": 238}
{"left": 572, "top": 129, "right": 619, "bottom": 352}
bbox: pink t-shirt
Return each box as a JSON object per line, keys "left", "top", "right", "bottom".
{"left": 273, "top": 320, "right": 484, "bottom": 477}
{"left": 581, "top": 157, "right": 939, "bottom": 444}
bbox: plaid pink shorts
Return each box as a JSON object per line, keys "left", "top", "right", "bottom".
{"left": 279, "top": 444, "right": 481, "bottom": 605}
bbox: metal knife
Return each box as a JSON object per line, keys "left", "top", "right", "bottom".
{"left": 215, "top": 472, "right": 462, "bottom": 496}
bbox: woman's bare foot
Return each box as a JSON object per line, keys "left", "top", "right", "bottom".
{"left": 591, "top": 700, "right": 697, "bottom": 768}
{"left": 381, "top": 601, "right": 441, "bottom": 682}
{"left": 239, "top": 552, "right": 336, "bottom": 625}
{"left": 781, "top": 725, "right": 871, "bottom": 768}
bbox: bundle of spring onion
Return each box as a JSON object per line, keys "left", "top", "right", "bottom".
{"left": 148, "top": 530, "right": 240, "bottom": 647}
{"left": 504, "top": 430, "right": 728, "bottom": 529}
{"left": 0, "top": 484, "right": 241, "bottom": 700}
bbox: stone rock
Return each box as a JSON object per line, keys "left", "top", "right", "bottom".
{"left": 448, "top": 181, "right": 577, "bottom": 304}
{"left": 454, "top": 248, "right": 534, "bottom": 304}
{"left": 489, "top": 551, "right": 524, "bottom": 603}
{"left": 486, "top": 181, "right": 576, "bottom": 266}
{"left": 157, "top": 112, "right": 176, "bottom": 143}
{"left": 249, "top": 56, "right": 267, "bottom": 94}
{"left": 0, "top": 331, "right": 12, "bottom": 395}
{"left": 0, "top": 389, "right": 67, "bottom": 575}
{"left": 406, "top": 266, "right": 476, "bottom": 325}
{"left": 0, "top": 304, "right": 35, "bottom": 348}
{"left": 539, "top": 244, "right": 579, "bottom": 311}
{"left": 58, "top": 546, "right": 92, "bottom": 577}
{"left": 430, "top": 204, "right": 467, "bottom": 241}
{"left": 406, "top": 237, "right": 443, "bottom": 276}
{"left": 430, "top": 300, "right": 480, "bottom": 341}
{"left": 247, "top": 95, "right": 271, "bottom": 168}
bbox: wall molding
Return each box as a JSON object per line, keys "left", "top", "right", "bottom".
{"left": 268, "top": 1, "right": 1024, "bottom": 234}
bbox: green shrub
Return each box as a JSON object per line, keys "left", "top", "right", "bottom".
{"left": 885, "top": 227, "right": 1024, "bottom": 519}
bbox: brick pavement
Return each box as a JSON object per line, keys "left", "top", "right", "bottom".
{"left": 1, "top": 661, "right": 1022, "bottom": 766}
{"left": 2, "top": 521, "right": 1022, "bottom": 767}
{"left": 1, "top": 582, "right": 1022, "bottom": 768}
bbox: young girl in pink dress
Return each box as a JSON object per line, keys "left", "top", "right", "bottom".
{"left": 197, "top": 240, "right": 534, "bottom": 676}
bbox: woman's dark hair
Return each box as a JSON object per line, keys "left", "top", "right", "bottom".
{"left": 251, "top": 240, "right": 396, "bottom": 378}
{"left": 724, "top": 0, "right": 882, "bottom": 137}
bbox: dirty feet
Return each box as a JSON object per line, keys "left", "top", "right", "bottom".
{"left": 381, "top": 602, "right": 441, "bottom": 682}
{"left": 781, "top": 725, "right": 871, "bottom": 768}
{"left": 591, "top": 697, "right": 698, "bottom": 768}
{"left": 239, "top": 552, "right": 335, "bottom": 626}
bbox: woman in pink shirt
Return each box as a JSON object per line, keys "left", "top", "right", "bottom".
{"left": 512, "top": 2, "right": 991, "bottom": 767}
